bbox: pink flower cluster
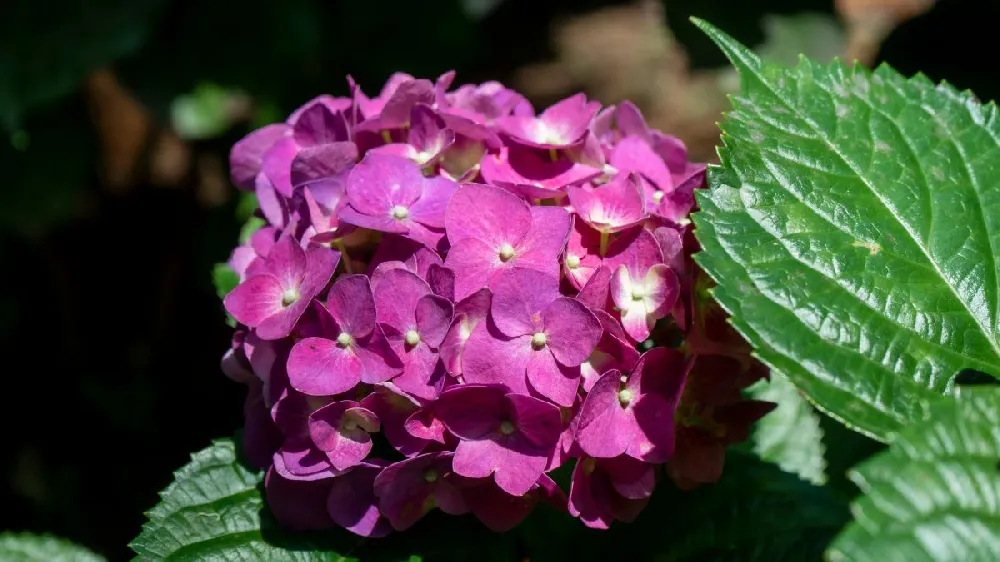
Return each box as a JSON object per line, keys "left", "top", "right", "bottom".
{"left": 220, "top": 72, "right": 773, "bottom": 536}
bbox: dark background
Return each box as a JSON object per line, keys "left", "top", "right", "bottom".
{"left": 0, "top": 0, "right": 995, "bottom": 559}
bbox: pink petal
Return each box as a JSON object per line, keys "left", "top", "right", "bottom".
{"left": 444, "top": 237, "right": 499, "bottom": 302}
{"left": 610, "top": 136, "right": 672, "bottom": 190}
{"left": 445, "top": 183, "right": 532, "bottom": 248}
{"left": 619, "top": 302, "right": 653, "bottom": 343}
{"left": 642, "top": 263, "right": 680, "bottom": 319}
{"left": 507, "top": 393, "right": 563, "bottom": 451}
{"left": 230, "top": 124, "right": 289, "bottom": 190}
{"left": 409, "top": 176, "right": 458, "bottom": 229}
{"left": 224, "top": 275, "right": 283, "bottom": 327}
{"left": 576, "top": 266, "right": 611, "bottom": 313}
{"left": 512, "top": 207, "right": 571, "bottom": 276}
{"left": 325, "top": 274, "right": 376, "bottom": 338}
{"left": 404, "top": 407, "right": 447, "bottom": 443}
{"left": 327, "top": 463, "right": 391, "bottom": 537}
{"left": 490, "top": 268, "right": 561, "bottom": 338}
{"left": 625, "top": 392, "right": 675, "bottom": 463}
{"left": 355, "top": 327, "right": 403, "bottom": 384}
{"left": 604, "top": 226, "right": 664, "bottom": 279}
{"left": 415, "top": 294, "right": 454, "bottom": 348}
{"left": 373, "top": 268, "right": 431, "bottom": 333}
{"left": 290, "top": 142, "right": 357, "bottom": 188}
{"left": 346, "top": 153, "right": 423, "bottom": 215}
{"left": 287, "top": 337, "right": 363, "bottom": 396}
{"left": 568, "top": 459, "right": 613, "bottom": 529}
{"left": 461, "top": 322, "right": 532, "bottom": 395}
{"left": 338, "top": 205, "right": 409, "bottom": 234}
{"left": 426, "top": 263, "right": 455, "bottom": 301}
{"left": 525, "top": 349, "right": 579, "bottom": 407}
{"left": 387, "top": 334, "right": 446, "bottom": 400}
{"left": 261, "top": 137, "right": 298, "bottom": 197}
{"left": 542, "top": 297, "right": 602, "bottom": 367}
{"left": 266, "top": 235, "right": 308, "bottom": 288}
{"left": 575, "top": 370, "right": 632, "bottom": 458}
{"left": 436, "top": 384, "right": 507, "bottom": 439}
{"left": 453, "top": 438, "right": 503, "bottom": 479}
{"left": 566, "top": 174, "right": 646, "bottom": 233}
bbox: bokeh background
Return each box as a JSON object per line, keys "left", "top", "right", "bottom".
{"left": 1, "top": 0, "right": 995, "bottom": 559}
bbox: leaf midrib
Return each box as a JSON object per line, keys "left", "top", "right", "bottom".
{"left": 721, "top": 44, "right": 1000, "bottom": 367}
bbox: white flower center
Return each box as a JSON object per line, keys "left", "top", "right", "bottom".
{"left": 281, "top": 287, "right": 300, "bottom": 307}
{"left": 618, "top": 388, "right": 633, "bottom": 407}
{"left": 336, "top": 332, "right": 353, "bottom": 347}
{"left": 390, "top": 205, "right": 410, "bottom": 220}
{"left": 423, "top": 469, "right": 438, "bottom": 483}
{"left": 531, "top": 332, "right": 547, "bottom": 349}
{"left": 653, "top": 190, "right": 665, "bottom": 203}
{"left": 498, "top": 243, "right": 516, "bottom": 262}
{"left": 565, "top": 254, "right": 581, "bottom": 269}
{"left": 405, "top": 329, "right": 422, "bottom": 346}
{"left": 343, "top": 418, "right": 359, "bottom": 431}
{"left": 631, "top": 286, "right": 647, "bottom": 301}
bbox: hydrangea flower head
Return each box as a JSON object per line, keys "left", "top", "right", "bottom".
{"left": 221, "top": 71, "right": 769, "bottom": 538}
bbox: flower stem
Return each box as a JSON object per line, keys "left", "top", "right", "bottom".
{"left": 334, "top": 239, "right": 354, "bottom": 274}
{"left": 599, "top": 231, "right": 610, "bottom": 256}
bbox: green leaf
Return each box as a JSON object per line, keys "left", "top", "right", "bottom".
{"left": 520, "top": 451, "right": 849, "bottom": 561}
{"left": 748, "top": 371, "right": 827, "bottom": 485}
{"left": 130, "top": 438, "right": 362, "bottom": 560}
{"left": 212, "top": 263, "right": 239, "bottom": 301}
{"left": 691, "top": 18, "right": 1000, "bottom": 441}
{"left": 827, "top": 388, "right": 1000, "bottom": 561}
{"left": 0, "top": 533, "right": 105, "bottom": 562}
{"left": 170, "top": 83, "right": 248, "bottom": 140}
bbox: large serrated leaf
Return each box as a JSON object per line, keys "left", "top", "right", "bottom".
{"left": 691, "top": 19, "right": 1000, "bottom": 441}
{"left": 749, "top": 371, "right": 827, "bottom": 485}
{"left": 0, "top": 533, "right": 105, "bottom": 562}
{"left": 827, "top": 388, "right": 1000, "bottom": 561}
{"left": 130, "top": 439, "right": 360, "bottom": 561}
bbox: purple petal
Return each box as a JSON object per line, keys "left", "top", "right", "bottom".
{"left": 408, "top": 176, "right": 458, "bottom": 229}
{"left": 576, "top": 266, "right": 612, "bottom": 312}
{"left": 379, "top": 79, "right": 435, "bottom": 127}
{"left": 292, "top": 102, "right": 349, "bottom": 146}
{"left": 265, "top": 468, "right": 334, "bottom": 530}
{"left": 361, "top": 385, "right": 427, "bottom": 456}
{"left": 356, "top": 326, "right": 404, "bottom": 384}
{"left": 261, "top": 137, "right": 298, "bottom": 197}
{"left": 436, "top": 384, "right": 507, "bottom": 439}
{"left": 415, "top": 294, "right": 454, "bottom": 348}
{"left": 653, "top": 226, "right": 685, "bottom": 274}
{"left": 426, "top": 263, "right": 455, "bottom": 301}
{"left": 255, "top": 174, "right": 288, "bottom": 228}
{"left": 454, "top": 439, "right": 543, "bottom": 496}
{"left": 568, "top": 459, "right": 612, "bottom": 529}
{"left": 525, "top": 350, "right": 580, "bottom": 407}
{"left": 327, "top": 462, "right": 391, "bottom": 537}
{"left": 325, "top": 274, "right": 376, "bottom": 338}
{"left": 490, "top": 268, "right": 561, "bottom": 338}
{"left": 542, "top": 297, "right": 602, "bottom": 367}
{"left": 339, "top": 205, "right": 409, "bottom": 234}
{"left": 385, "top": 329, "right": 446, "bottom": 400}
{"left": 291, "top": 142, "right": 358, "bottom": 187}
{"left": 603, "top": 455, "right": 656, "bottom": 500}
{"left": 230, "top": 124, "right": 288, "bottom": 190}
{"left": 512, "top": 207, "right": 572, "bottom": 275}
{"left": 404, "top": 407, "right": 447, "bottom": 444}
{"left": 346, "top": 153, "right": 423, "bottom": 215}
{"left": 575, "top": 370, "right": 632, "bottom": 458}
{"left": 287, "top": 337, "right": 363, "bottom": 396}
{"left": 566, "top": 173, "right": 647, "bottom": 233}
{"left": 224, "top": 275, "right": 283, "bottom": 328}
{"left": 309, "top": 402, "right": 378, "bottom": 470}
{"left": 610, "top": 136, "right": 672, "bottom": 190}
{"left": 508, "top": 393, "right": 563, "bottom": 451}
{"left": 373, "top": 268, "right": 431, "bottom": 332}
{"left": 407, "top": 104, "right": 454, "bottom": 158}
{"left": 626, "top": 391, "right": 674, "bottom": 463}
{"left": 444, "top": 237, "right": 498, "bottom": 302}
{"left": 440, "top": 288, "right": 492, "bottom": 376}
{"left": 461, "top": 320, "right": 531, "bottom": 395}
{"left": 445, "top": 183, "right": 532, "bottom": 248}
{"left": 464, "top": 480, "right": 538, "bottom": 532}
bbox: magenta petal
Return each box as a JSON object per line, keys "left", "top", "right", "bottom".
{"left": 389, "top": 335, "right": 446, "bottom": 400}
{"left": 309, "top": 403, "right": 378, "bottom": 470}
{"left": 575, "top": 370, "right": 632, "bottom": 458}
{"left": 568, "top": 460, "right": 612, "bottom": 529}
{"left": 465, "top": 481, "right": 537, "bottom": 532}
{"left": 325, "top": 274, "right": 376, "bottom": 338}
{"left": 440, "top": 288, "right": 492, "bottom": 376}
{"left": 513, "top": 206, "right": 571, "bottom": 276}
{"left": 414, "top": 294, "right": 454, "bottom": 349}
{"left": 445, "top": 183, "right": 532, "bottom": 248}
{"left": 426, "top": 263, "right": 455, "bottom": 301}
{"left": 576, "top": 266, "right": 612, "bottom": 313}
{"left": 361, "top": 385, "right": 427, "bottom": 456}
{"left": 346, "top": 153, "right": 423, "bottom": 215}
{"left": 444, "top": 237, "right": 499, "bottom": 301}
{"left": 604, "top": 455, "right": 656, "bottom": 500}
{"left": 287, "top": 337, "right": 363, "bottom": 396}
{"left": 291, "top": 142, "right": 358, "bottom": 187}
{"left": 373, "top": 268, "right": 430, "bottom": 332}
{"left": 224, "top": 275, "right": 283, "bottom": 327}
{"left": 525, "top": 349, "right": 580, "bottom": 407}
{"left": 230, "top": 124, "right": 289, "bottom": 190}
{"left": 436, "top": 384, "right": 506, "bottom": 439}
{"left": 542, "top": 297, "right": 602, "bottom": 367}
{"left": 265, "top": 468, "right": 334, "bottom": 530}
{"left": 566, "top": 173, "right": 647, "bottom": 233}
{"left": 604, "top": 227, "right": 664, "bottom": 278}
{"left": 261, "top": 137, "right": 298, "bottom": 197}
{"left": 461, "top": 322, "right": 531, "bottom": 395}
{"left": 610, "top": 135, "right": 673, "bottom": 190}
{"left": 404, "top": 407, "right": 447, "bottom": 444}
{"left": 338, "top": 205, "right": 409, "bottom": 234}
{"left": 327, "top": 463, "right": 391, "bottom": 537}
{"left": 356, "top": 327, "right": 404, "bottom": 384}
{"left": 490, "top": 268, "right": 561, "bottom": 338}
{"left": 292, "top": 101, "right": 349, "bottom": 145}
{"left": 409, "top": 176, "right": 458, "bottom": 229}
{"left": 255, "top": 173, "right": 288, "bottom": 228}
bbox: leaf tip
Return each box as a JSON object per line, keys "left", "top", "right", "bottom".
{"left": 689, "top": 19, "right": 761, "bottom": 74}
